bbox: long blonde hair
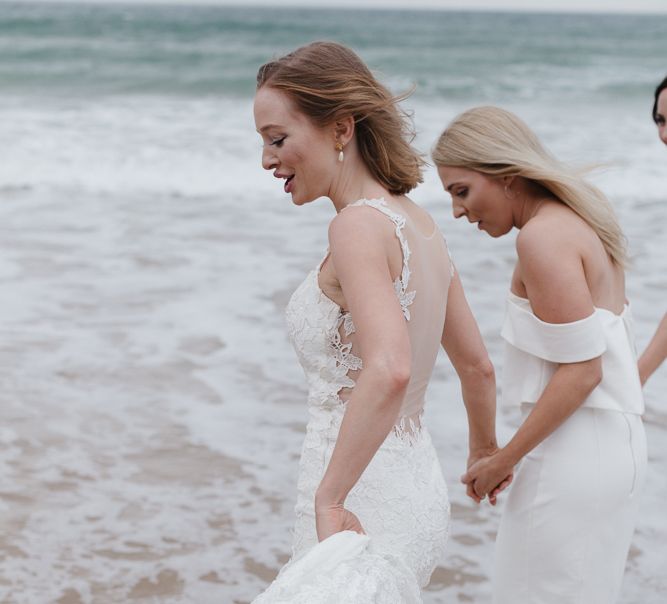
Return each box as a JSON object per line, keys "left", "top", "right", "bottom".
{"left": 432, "top": 106, "right": 627, "bottom": 266}
{"left": 257, "top": 41, "right": 424, "bottom": 195}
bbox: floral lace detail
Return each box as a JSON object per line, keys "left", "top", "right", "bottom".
{"left": 286, "top": 405, "right": 450, "bottom": 590}
{"left": 328, "top": 318, "right": 362, "bottom": 384}
{"left": 394, "top": 279, "right": 417, "bottom": 321}
{"left": 263, "top": 198, "right": 450, "bottom": 603}
{"left": 342, "top": 313, "right": 355, "bottom": 337}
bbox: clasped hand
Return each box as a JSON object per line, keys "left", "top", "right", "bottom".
{"left": 461, "top": 448, "right": 514, "bottom": 505}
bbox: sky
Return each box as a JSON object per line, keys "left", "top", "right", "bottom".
{"left": 13, "top": 0, "right": 667, "bottom": 14}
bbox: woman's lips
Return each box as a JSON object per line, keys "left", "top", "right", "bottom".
{"left": 284, "top": 175, "right": 294, "bottom": 193}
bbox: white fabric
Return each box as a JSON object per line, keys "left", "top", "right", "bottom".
{"left": 494, "top": 403, "right": 646, "bottom": 604}
{"left": 253, "top": 531, "right": 422, "bottom": 603}
{"left": 501, "top": 292, "right": 644, "bottom": 414}
{"left": 252, "top": 198, "right": 454, "bottom": 602}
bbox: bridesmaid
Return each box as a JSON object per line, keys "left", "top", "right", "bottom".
{"left": 432, "top": 106, "right": 647, "bottom": 604}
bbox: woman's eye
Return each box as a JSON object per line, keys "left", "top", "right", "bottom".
{"left": 270, "top": 136, "right": 286, "bottom": 147}
{"left": 455, "top": 188, "right": 468, "bottom": 198}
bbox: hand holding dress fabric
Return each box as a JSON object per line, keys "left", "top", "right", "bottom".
{"left": 315, "top": 503, "right": 365, "bottom": 541}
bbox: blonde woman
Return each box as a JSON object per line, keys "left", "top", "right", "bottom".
{"left": 252, "top": 44, "right": 500, "bottom": 602}
{"left": 433, "top": 106, "right": 646, "bottom": 604}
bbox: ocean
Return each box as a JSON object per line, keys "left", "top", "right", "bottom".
{"left": 0, "top": 2, "right": 666, "bottom": 603}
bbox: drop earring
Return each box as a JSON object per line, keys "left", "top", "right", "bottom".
{"left": 335, "top": 142, "right": 344, "bottom": 162}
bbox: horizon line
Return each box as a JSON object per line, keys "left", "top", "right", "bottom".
{"left": 5, "top": 0, "right": 667, "bottom": 16}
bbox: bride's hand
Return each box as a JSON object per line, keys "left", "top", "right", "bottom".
{"left": 466, "top": 447, "right": 508, "bottom": 504}
{"left": 315, "top": 503, "right": 365, "bottom": 541}
{"left": 462, "top": 450, "right": 514, "bottom": 505}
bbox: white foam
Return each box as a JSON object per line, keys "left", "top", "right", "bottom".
{"left": 1, "top": 87, "right": 665, "bottom": 604}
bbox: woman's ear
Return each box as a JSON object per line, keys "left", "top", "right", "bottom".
{"left": 502, "top": 175, "right": 516, "bottom": 198}
{"left": 334, "top": 115, "right": 355, "bottom": 147}
{"left": 502, "top": 175, "right": 516, "bottom": 188}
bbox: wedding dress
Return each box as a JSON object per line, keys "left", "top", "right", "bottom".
{"left": 253, "top": 198, "right": 454, "bottom": 603}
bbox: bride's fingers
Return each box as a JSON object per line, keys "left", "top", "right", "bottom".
{"left": 472, "top": 480, "right": 487, "bottom": 500}
{"left": 466, "top": 481, "right": 481, "bottom": 503}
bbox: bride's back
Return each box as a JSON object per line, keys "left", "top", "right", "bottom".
{"left": 331, "top": 198, "right": 453, "bottom": 428}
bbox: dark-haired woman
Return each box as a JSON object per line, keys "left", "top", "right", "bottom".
{"left": 251, "top": 42, "right": 501, "bottom": 602}
{"left": 652, "top": 75, "right": 667, "bottom": 145}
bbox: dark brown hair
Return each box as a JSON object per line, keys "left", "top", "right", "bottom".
{"left": 257, "top": 41, "right": 424, "bottom": 195}
{"left": 652, "top": 75, "right": 667, "bottom": 124}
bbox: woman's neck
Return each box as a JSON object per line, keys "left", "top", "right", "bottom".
{"left": 328, "top": 152, "right": 390, "bottom": 212}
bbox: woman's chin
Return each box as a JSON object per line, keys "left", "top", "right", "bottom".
{"left": 291, "top": 192, "right": 318, "bottom": 206}
{"left": 487, "top": 224, "right": 513, "bottom": 238}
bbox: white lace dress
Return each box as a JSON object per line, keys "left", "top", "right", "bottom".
{"left": 252, "top": 199, "right": 453, "bottom": 603}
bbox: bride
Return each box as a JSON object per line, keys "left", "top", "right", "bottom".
{"left": 251, "top": 41, "right": 507, "bottom": 602}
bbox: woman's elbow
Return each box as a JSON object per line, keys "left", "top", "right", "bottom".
{"left": 367, "top": 356, "right": 411, "bottom": 394}
{"left": 458, "top": 356, "right": 495, "bottom": 384}
{"left": 386, "top": 362, "right": 411, "bottom": 393}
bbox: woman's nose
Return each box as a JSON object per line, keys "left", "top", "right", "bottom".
{"left": 660, "top": 125, "right": 667, "bottom": 146}
{"left": 262, "top": 146, "right": 278, "bottom": 170}
{"left": 452, "top": 200, "right": 466, "bottom": 220}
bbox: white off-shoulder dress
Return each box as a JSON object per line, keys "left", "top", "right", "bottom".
{"left": 494, "top": 292, "right": 646, "bottom": 604}
{"left": 252, "top": 199, "right": 454, "bottom": 603}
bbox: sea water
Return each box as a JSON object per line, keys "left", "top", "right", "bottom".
{"left": 0, "top": 3, "right": 666, "bottom": 602}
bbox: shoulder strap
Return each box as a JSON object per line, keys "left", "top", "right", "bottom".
{"left": 345, "top": 198, "right": 412, "bottom": 300}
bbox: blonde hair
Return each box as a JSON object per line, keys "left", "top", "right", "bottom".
{"left": 432, "top": 106, "right": 627, "bottom": 266}
{"left": 257, "top": 41, "right": 424, "bottom": 195}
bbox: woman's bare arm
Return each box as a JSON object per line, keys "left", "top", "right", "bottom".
{"left": 638, "top": 313, "right": 667, "bottom": 385}
{"left": 463, "top": 220, "right": 603, "bottom": 497}
{"left": 441, "top": 271, "right": 497, "bottom": 453}
{"left": 441, "top": 269, "right": 501, "bottom": 502}
{"left": 314, "top": 207, "right": 412, "bottom": 539}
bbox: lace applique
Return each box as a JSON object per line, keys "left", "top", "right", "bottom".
{"left": 394, "top": 279, "right": 417, "bottom": 321}
{"left": 342, "top": 313, "right": 356, "bottom": 337}
{"left": 329, "top": 319, "right": 362, "bottom": 380}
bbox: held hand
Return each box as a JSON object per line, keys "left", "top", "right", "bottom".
{"left": 462, "top": 450, "right": 514, "bottom": 505}
{"left": 315, "top": 503, "right": 365, "bottom": 542}
{"left": 465, "top": 447, "right": 497, "bottom": 504}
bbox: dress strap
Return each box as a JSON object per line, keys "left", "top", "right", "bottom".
{"left": 444, "top": 236, "right": 455, "bottom": 278}
{"left": 344, "top": 198, "right": 415, "bottom": 320}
